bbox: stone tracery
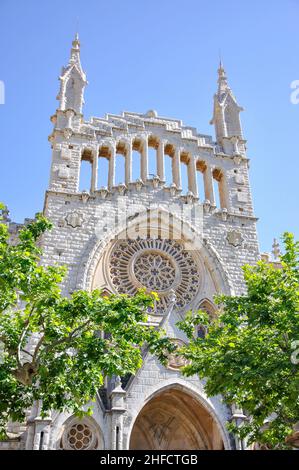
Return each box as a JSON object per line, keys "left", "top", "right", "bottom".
{"left": 109, "top": 238, "right": 200, "bottom": 313}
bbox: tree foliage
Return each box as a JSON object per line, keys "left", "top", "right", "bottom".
{"left": 178, "top": 233, "right": 299, "bottom": 449}
{"left": 0, "top": 204, "right": 173, "bottom": 438}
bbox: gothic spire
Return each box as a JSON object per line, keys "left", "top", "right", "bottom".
{"left": 210, "top": 61, "right": 244, "bottom": 145}
{"left": 69, "top": 32, "right": 82, "bottom": 70}
{"left": 217, "top": 60, "right": 230, "bottom": 96}
{"left": 56, "top": 34, "right": 87, "bottom": 114}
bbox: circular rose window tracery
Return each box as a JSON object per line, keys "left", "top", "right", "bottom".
{"left": 61, "top": 420, "right": 99, "bottom": 450}
{"left": 109, "top": 238, "right": 200, "bottom": 313}
{"left": 67, "top": 423, "right": 92, "bottom": 450}
{"left": 133, "top": 250, "right": 177, "bottom": 292}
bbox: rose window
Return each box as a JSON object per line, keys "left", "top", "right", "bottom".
{"left": 133, "top": 251, "right": 176, "bottom": 292}
{"left": 109, "top": 238, "right": 200, "bottom": 313}
{"left": 66, "top": 423, "right": 94, "bottom": 450}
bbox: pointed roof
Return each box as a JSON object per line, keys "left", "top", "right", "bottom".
{"left": 210, "top": 61, "right": 243, "bottom": 125}
{"left": 60, "top": 33, "right": 87, "bottom": 83}
{"left": 217, "top": 60, "right": 230, "bottom": 96}
{"left": 69, "top": 33, "right": 82, "bottom": 68}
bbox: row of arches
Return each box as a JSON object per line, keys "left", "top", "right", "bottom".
{"left": 79, "top": 136, "right": 229, "bottom": 209}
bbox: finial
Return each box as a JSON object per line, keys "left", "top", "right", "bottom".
{"left": 72, "top": 32, "right": 80, "bottom": 50}
{"left": 217, "top": 58, "right": 228, "bottom": 95}
{"left": 218, "top": 48, "right": 223, "bottom": 69}
{"left": 69, "top": 32, "right": 81, "bottom": 67}
{"left": 272, "top": 238, "right": 281, "bottom": 260}
{"left": 217, "top": 60, "right": 226, "bottom": 79}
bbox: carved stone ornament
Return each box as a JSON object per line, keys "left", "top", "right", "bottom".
{"left": 117, "top": 183, "right": 127, "bottom": 195}
{"left": 221, "top": 208, "right": 228, "bottom": 221}
{"left": 233, "top": 155, "right": 242, "bottom": 165}
{"left": 166, "top": 338, "right": 190, "bottom": 370}
{"left": 98, "top": 187, "right": 108, "bottom": 199}
{"left": 186, "top": 191, "right": 194, "bottom": 204}
{"left": 203, "top": 199, "right": 211, "bottom": 214}
{"left": 226, "top": 229, "right": 244, "bottom": 247}
{"left": 109, "top": 238, "right": 200, "bottom": 313}
{"left": 65, "top": 211, "right": 84, "bottom": 228}
{"left": 81, "top": 190, "right": 90, "bottom": 203}
{"left": 135, "top": 179, "right": 143, "bottom": 191}
{"left": 152, "top": 175, "right": 160, "bottom": 188}
{"left": 169, "top": 183, "right": 177, "bottom": 197}
{"left": 63, "top": 128, "right": 73, "bottom": 139}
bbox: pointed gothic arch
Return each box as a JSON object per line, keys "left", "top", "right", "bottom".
{"left": 127, "top": 381, "right": 230, "bottom": 450}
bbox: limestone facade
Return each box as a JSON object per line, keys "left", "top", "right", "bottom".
{"left": 3, "top": 35, "right": 261, "bottom": 450}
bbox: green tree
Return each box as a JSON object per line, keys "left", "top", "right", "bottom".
{"left": 178, "top": 233, "right": 299, "bottom": 449}
{"left": 0, "top": 204, "right": 173, "bottom": 439}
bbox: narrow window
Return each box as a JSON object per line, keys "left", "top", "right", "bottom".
{"left": 164, "top": 143, "right": 175, "bottom": 186}
{"left": 132, "top": 138, "right": 144, "bottom": 182}
{"left": 148, "top": 136, "right": 159, "bottom": 177}
{"left": 132, "top": 150, "right": 141, "bottom": 181}
{"left": 97, "top": 156, "right": 109, "bottom": 188}
{"left": 213, "top": 168, "right": 227, "bottom": 209}
{"left": 196, "top": 161, "right": 207, "bottom": 202}
{"left": 79, "top": 149, "right": 92, "bottom": 192}
{"left": 115, "top": 153, "right": 126, "bottom": 185}
{"left": 180, "top": 152, "right": 189, "bottom": 195}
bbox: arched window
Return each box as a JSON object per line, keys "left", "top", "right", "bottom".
{"left": 79, "top": 149, "right": 92, "bottom": 192}
{"left": 180, "top": 152, "right": 189, "bottom": 195}
{"left": 132, "top": 139, "right": 142, "bottom": 181}
{"left": 148, "top": 136, "right": 159, "bottom": 177}
{"left": 196, "top": 160, "right": 207, "bottom": 202}
{"left": 212, "top": 168, "right": 228, "bottom": 209}
{"left": 98, "top": 146, "right": 110, "bottom": 189}
{"left": 196, "top": 299, "right": 216, "bottom": 338}
{"left": 164, "top": 143, "right": 175, "bottom": 186}
{"left": 115, "top": 142, "right": 126, "bottom": 185}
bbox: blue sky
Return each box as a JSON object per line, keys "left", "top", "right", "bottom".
{"left": 0, "top": 0, "right": 298, "bottom": 252}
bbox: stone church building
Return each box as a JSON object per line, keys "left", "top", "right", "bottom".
{"left": 4, "top": 35, "right": 262, "bottom": 450}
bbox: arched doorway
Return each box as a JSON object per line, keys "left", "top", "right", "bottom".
{"left": 129, "top": 388, "right": 224, "bottom": 450}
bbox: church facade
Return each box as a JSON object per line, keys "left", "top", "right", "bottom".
{"left": 5, "top": 35, "right": 261, "bottom": 450}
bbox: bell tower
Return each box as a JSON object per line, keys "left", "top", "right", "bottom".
{"left": 48, "top": 34, "right": 88, "bottom": 193}
{"left": 57, "top": 33, "right": 87, "bottom": 114}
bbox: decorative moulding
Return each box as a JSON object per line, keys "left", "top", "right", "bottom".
{"left": 226, "top": 229, "right": 244, "bottom": 247}
{"left": 65, "top": 211, "right": 84, "bottom": 228}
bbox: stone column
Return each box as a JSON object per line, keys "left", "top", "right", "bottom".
{"left": 172, "top": 147, "right": 181, "bottom": 189}
{"left": 231, "top": 404, "right": 247, "bottom": 450}
{"left": 110, "top": 377, "right": 126, "bottom": 450}
{"left": 91, "top": 146, "right": 98, "bottom": 192}
{"left": 188, "top": 154, "right": 197, "bottom": 197}
{"left": 125, "top": 141, "right": 132, "bottom": 186}
{"left": 141, "top": 138, "right": 148, "bottom": 182}
{"left": 157, "top": 140, "right": 165, "bottom": 181}
{"left": 108, "top": 145, "right": 116, "bottom": 189}
{"left": 65, "top": 109, "right": 74, "bottom": 130}
{"left": 32, "top": 417, "right": 52, "bottom": 450}
{"left": 203, "top": 164, "right": 215, "bottom": 206}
